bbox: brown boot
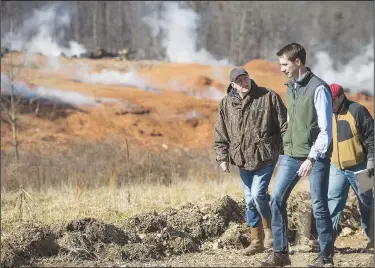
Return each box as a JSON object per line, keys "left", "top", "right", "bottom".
{"left": 243, "top": 221, "right": 265, "bottom": 255}
{"left": 262, "top": 217, "right": 274, "bottom": 249}
{"left": 260, "top": 251, "right": 291, "bottom": 267}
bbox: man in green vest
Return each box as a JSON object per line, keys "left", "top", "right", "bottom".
{"left": 261, "top": 43, "right": 334, "bottom": 267}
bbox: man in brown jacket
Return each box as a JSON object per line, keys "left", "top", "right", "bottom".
{"left": 213, "top": 67, "right": 288, "bottom": 255}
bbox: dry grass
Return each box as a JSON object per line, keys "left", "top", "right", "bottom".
{"left": 1, "top": 136, "right": 245, "bottom": 237}
{"left": 1, "top": 135, "right": 219, "bottom": 190}
{"left": 1, "top": 175, "right": 243, "bottom": 238}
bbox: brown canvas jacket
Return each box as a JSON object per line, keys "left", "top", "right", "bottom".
{"left": 213, "top": 80, "right": 288, "bottom": 171}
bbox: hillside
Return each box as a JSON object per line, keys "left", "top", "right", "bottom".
{"left": 1, "top": 52, "right": 373, "bottom": 154}
{"left": 1, "top": 52, "right": 374, "bottom": 268}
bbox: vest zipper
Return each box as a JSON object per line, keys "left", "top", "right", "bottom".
{"left": 290, "top": 86, "right": 297, "bottom": 156}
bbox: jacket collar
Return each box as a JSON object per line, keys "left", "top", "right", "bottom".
{"left": 336, "top": 95, "right": 349, "bottom": 114}
{"left": 227, "top": 79, "right": 258, "bottom": 100}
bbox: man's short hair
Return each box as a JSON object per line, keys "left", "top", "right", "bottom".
{"left": 277, "top": 43, "right": 306, "bottom": 65}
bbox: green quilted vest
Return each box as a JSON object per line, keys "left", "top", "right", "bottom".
{"left": 283, "top": 69, "right": 330, "bottom": 157}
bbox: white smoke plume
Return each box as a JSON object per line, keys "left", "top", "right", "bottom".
{"left": 1, "top": 73, "right": 116, "bottom": 107}
{"left": 1, "top": 2, "right": 227, "bottom": 101}
{"left": 198, "top": 86, "right": 225, "bottom": 101}
{"left": 143, "top": 2, "right": 230, "bottom": 66}
{"left": 2, "top": 3, "right": 86, "bottom": 57}
{"left": 313, "top": 41, "right": 374, "bottom": 94}
{"left": 74, "top": 66, "right": 224, "bottom": 101}
{"left": 75, "top": 68, "right": 154, "bottom": 91}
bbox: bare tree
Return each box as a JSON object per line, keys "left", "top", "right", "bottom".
{"left": 0, "top": 1, "right": 373, "bottom": 65}
{"left": 73, "top": 1, "right": 80, "bottom": 42}
{"left": 0, "top": 43, "right": 27, "bottom": 161}
{"left": 92, "top": 1, "right": 98, "bottom": 49}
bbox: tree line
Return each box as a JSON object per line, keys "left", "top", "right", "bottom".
{"left": 0, "top": 1, "right": 373, "bottom": 66}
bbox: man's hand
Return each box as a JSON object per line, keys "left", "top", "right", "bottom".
{"left": 297, "top": 159, "right": 314, "bottom": 177}
{"left": 220, "top": 161, "right": 230, "bottom": 173}
{"left": 367, "top": 158, "right": 374, "bottom": 177}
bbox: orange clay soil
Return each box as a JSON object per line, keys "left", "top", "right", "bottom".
{"left": 1, "top": 52, "right": 373, "bottom": 154}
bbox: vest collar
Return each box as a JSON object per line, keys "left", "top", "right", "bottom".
{"left": 285, "top": 67, "right": 313, "bottom": 87}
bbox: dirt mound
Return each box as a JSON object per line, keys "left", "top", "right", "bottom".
{"left": 57, "top": 218, "right": 130, "bottom": 261}
{"left": 338, "top": 189, "right": 361, "bottom": 232}
{"left": 1, "top": 224, "right": 59, "bottom": 268}
{"left": 0, "top": 194, "right": 364, "bottom": 267}
{"left": 287, "top": 191, "right": 361, "bottom": 245}
{"left": 125, "top": 211, "right": 168, "bottom": 233}
{"left": 120, "top": 226, "right": 199, "bottom": 261}
{"left": 287, "top": 191, "right": 314, "bottom": 244}
{"left": 124, "top": 196, "right": 244, "bottom": 242}
{"left": 214, "top": 222, "right": 252, "bottom": 250}
{"left": 165, "top": 196, "right": 244, "bottom": 242}
{"left": 65, "top": 217, "right": 129, "bottom": 245}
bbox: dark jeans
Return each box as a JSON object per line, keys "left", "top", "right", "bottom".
{"left": 270, "top": 155, "right": 334, "bottom": 257}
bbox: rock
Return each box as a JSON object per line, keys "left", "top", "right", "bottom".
{"left": 212, "top": 241, "right": 219, "bottom": 250}
{"left": 186, "top": 118, "right": 199, "bottom": 128}
{"left": 340, "top": 227, "right": 354, "bottom": 237}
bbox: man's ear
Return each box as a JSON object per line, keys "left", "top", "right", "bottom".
{"left": 295, "top": 58, "right": 302, "bottom": 66}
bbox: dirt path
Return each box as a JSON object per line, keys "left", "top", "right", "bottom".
{"left": 34, "top": 237, "right": 374, "bottom": 267}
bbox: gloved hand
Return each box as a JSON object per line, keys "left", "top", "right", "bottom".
{"left": 220, "top": 161, "right": 230, "bottom": 173}
{"left": 367, "top": 158, "right": 374, "bottom": 177}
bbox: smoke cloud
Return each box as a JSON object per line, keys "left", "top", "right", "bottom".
{"left": 73, "top": 67, "right": 224, "bottom": 100}
{"left": 2, "top": 3, "right": 86, "bottom": 57}
{"left": 313, "top": 40, "right": 374, "bottom": 94}
{"left": 1, "top": 73, "right": 116, "bottom": 107}
{"left": 75, "top": 68, "right": 155, "bottom": 91}
{"left": 143, "top": 2, "right": 230, "bottom": 66}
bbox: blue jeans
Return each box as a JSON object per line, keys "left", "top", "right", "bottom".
{"left": 239, "top": 162, "right": 276, "bottom": 227}
{"left": 328, "top": 162, "right": 373, "bottom": 240}
{"left": 270, "top": 155, "right": 334, "bottom": 257}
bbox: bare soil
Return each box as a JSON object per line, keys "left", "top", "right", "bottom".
{"left": 1, "top": 192, "right": 373, "bottom": 267}
{"left": 1, "top": 53, "right": 373, "bottom": 154}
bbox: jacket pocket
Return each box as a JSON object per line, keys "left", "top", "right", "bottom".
{"left": 229, "top": 140, "right": 244, "bottom": 166}
{"left": 339, "top": 135, "right": 365, "bottom": 168}
{"left": 258, "top": 134, "right": 279, "bottom": 162}
{"left": 282, "top": 129, "right": 291, "bottom": 147}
